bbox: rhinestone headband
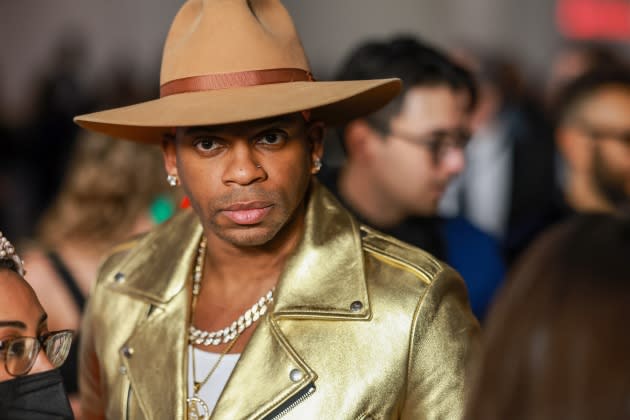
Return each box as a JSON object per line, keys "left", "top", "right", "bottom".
{"left": 0, "top": 231, "right": 25, "bottom": 276}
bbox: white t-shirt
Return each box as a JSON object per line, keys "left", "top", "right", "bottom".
{"left": 187, "top": 345, "right": 241, "bottom": 414}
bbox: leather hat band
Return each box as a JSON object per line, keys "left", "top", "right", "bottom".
{"left": 160, "top": 68, "right": 314, "bottom": 97}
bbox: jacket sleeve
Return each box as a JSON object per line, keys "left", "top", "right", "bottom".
{"left": 402, "top": 266, "right": 481, "bottom": 420}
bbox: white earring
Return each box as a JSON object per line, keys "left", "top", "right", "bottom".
{"left": 313, "top": 158, "right": 322, "bottom": 173}
{"left": 167, "top": 174, "right": 178, "bottom": 187}
{"left": 0, "top": 231, "right": 25, "bottom": 276}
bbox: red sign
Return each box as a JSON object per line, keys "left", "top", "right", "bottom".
{"left": 557, "top": 0, "right": 630, "bottom": 40}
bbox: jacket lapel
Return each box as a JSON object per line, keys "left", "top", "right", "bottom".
{"left": 107, "top": 210, "right": 203, "bottom": 419}
{"left": 273, "top": 182, "right": 371, "bottom": 320}
{"left": 212, "top": 183, "right": 372, "bottom": 419}
{"left": 209, "top": 315, "right": 317, "bottom": 419}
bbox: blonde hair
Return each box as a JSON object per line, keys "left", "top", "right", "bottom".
{"left": 38, "top": 132, "right": 170, "bottom": 249}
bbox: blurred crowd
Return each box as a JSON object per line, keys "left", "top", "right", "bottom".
{"left": 0, "top": 36, "right": 177, "bottom": 417}
{"left": 322, "top": 37, "right": 630, "bottom": 319}
{"left": 1, "top": 28, "right": 630, "bottom": 419}
{"left": 0, "top": 36, "right": 165, "bottom": 242}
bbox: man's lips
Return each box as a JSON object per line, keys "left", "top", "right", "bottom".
{"left": 221, "top": 202, "right": 273, "bottom": 225}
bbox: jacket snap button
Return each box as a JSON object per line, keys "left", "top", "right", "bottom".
{"left": 350, "top": 301, "right": 363, "bottom": 312}
{"left": 114, "top": 272, "right": 126, "bottom": 283}
{"left": 122, "top": 346, "right": 134, "bottom": 358}
{"left": 119, "top": 366, "right": 127, "bottom": 375}
{"left": 289, "top": 369, "right": 303, "bottom": 382}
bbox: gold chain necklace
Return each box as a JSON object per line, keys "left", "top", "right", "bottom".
{"left": 186, "top": 236, "right": 273, "bottom": 419}
{"left": 187, "top": 339, "right": 238, "bottom": 420}
{"left": 188, "top": 237, "right": 274, "bottom": 346}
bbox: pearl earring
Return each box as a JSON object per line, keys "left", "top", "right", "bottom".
{"left": 313, "top": 158, "right": 322, "bottom": 173}
{"left": 167, "top": 174, "right": 178, "bottom": 187}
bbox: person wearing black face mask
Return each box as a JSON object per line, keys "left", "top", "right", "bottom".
{"left": 0, "top": 232, "right": 74, "bottom": 420}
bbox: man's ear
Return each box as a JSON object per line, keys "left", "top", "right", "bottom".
{"left": 161, "top": 132, "right": 178, "bottom": 176}
{"left": 344, "top": 119, "right": 378, "bottom": 161}
{"left": 307, "top": 121, "right": 325, "bottom": 163}
{"left": 557, "top": 125, "right": 593, "bottom": 172}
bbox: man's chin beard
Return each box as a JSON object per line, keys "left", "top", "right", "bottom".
{"left": 593, "top": 153, "right": 630, "bottom": 212}
{"left": 215, "top": 227, "right": 279, "bottom": 248}
{"left": 601, "top": 185, "right": 629, "bottom": 210}
{"left": 606, "top": 192, "right": 630, "bottom": 215}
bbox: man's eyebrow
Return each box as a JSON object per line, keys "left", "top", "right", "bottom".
{"left": 183, "top": 115, "right": 298, "bottom": 136}
{"left": 0, "top": 320, "right": 27, "bottom": 329}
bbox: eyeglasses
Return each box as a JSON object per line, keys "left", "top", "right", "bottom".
{"left": 0, "top": 330, "right": 73, "bottom": 377}
{"left": 385, "top": 128, "right": 471, "bottom": 164}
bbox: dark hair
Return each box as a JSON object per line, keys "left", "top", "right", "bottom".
{"left": 0, "top": 258, "right": 18, "bottom": 273}
{"left": 561, "top": 42, "right": 628, "bottom": 73}
{"left": 465, "top": 213, "right": 630, "bottom": 420}
{"left": 555, "top": 68, "right": 630, "bottom": 126}
{"left": 336, "top": 35, "right": 478, "bottom": 133}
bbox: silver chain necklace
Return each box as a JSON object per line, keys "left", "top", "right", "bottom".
{"left": 188, "top": 237, "right": 275, "bottom": 346}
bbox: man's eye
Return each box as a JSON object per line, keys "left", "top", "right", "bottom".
{"left": 194, "top": 138, "right": 219, "bottom": 152}
{"left": 429, "top": 141, "right": 443, "bottom": 154}
{"left": 258, "top": 131, "right": 287, "bottom": 145}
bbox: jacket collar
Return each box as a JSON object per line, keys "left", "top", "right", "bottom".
{"left": 273, "top": 180, "right": 370, "bottom": 319}
{"left": 105, "top": 209, "right": 202, "bottom": 303}
{"left": 108, "top": 181, "right": 371, "bottom": 318}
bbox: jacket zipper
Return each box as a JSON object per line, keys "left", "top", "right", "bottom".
{"left": 264, "top": 383, "right": 316, "bottom": 420}
{"left": 125, "top": 383, "right": 132, "bottom": 420}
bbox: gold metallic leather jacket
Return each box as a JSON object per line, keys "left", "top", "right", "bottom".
{"left": 80, "top": 183, "right": 479, "bottom": 420}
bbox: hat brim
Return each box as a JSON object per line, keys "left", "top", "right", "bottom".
{"left": 74, "top": 78, "right": 401, "bottom": 143}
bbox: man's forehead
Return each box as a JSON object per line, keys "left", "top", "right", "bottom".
{"left": 577, "top": 87, "right": 630, "bottom": 122}
{"left": 178, "top": 113, "right": 304, "bottom": 136}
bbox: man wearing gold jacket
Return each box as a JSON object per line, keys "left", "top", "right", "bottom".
{"left": 75, "top": 1, "right": 479, "bottom": 419}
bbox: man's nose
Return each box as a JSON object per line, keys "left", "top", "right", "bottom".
{"left": 222, "top": 142, "right": 267, "bottom": 186}
{"left": 440, "top": 146, "right": 466, "bottom": 177}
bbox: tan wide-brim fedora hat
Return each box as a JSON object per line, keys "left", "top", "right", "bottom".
{"left": 74, "top": 0, "right": 401, "bottom": 144}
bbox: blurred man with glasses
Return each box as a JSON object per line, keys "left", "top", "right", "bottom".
{"left": 320, "top": 37, "right": 505, "bottom": 320}
{"left": 555, "top": 69, "right": 630, "bottom": 216}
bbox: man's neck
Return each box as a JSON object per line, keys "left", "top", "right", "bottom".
{"left": 338, "top": 162, "right": 406, "bottom": 229}
{"left": 201, "top": 208, "right": 305, "bottom": 298}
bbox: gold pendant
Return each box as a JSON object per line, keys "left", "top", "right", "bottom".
{"left": 187, "top": 396, "right": 210, "bottom": 420}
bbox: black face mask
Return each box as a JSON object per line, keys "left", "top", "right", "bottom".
{"left": 0, "top": 368, "right": 74, "bottom": 420}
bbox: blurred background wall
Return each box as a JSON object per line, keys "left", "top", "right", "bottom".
{"left": 0, "top": 0, "right": 580, "bottom": 123}
{"left": 287, "top": 0, "right": 558, "bottom": 79}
